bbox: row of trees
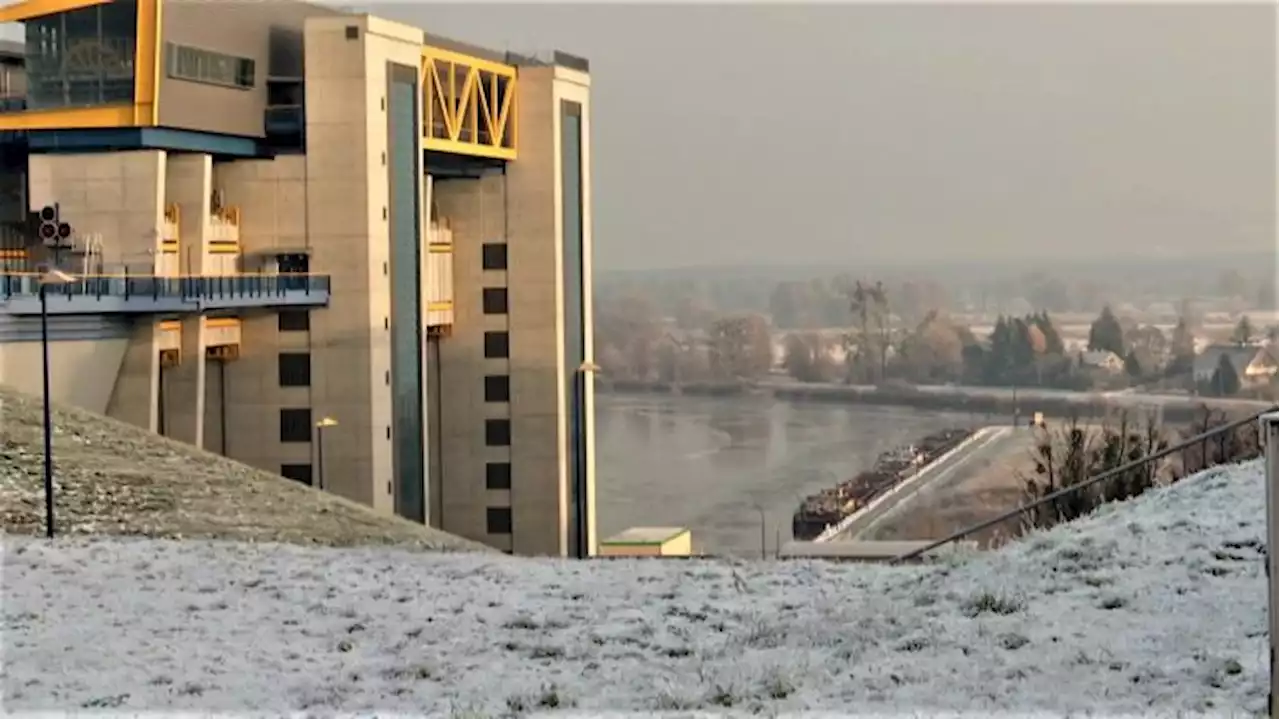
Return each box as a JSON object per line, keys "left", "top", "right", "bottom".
{"left": 597, "top": 278, "right": 1275, "bottom": 394}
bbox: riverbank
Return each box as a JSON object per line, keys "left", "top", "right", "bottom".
{"left": 600, "top": 378, "right": 1271, "bottom": 423}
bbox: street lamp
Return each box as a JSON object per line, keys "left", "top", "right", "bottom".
{"left": 752, "top": 503, "right": 767, "bottom": 560}
{"left": 39, "top": 269, "right": 75, "bottom": 539}
{"left": 314, "top": 416, "right": 338, "bottom": 490}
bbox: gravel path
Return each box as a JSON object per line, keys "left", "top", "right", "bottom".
{"left": 0, "top": 385, "right": 490, "bottom": 552}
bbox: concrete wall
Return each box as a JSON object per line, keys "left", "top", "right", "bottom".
{"left": 28, "top": 151, "right": 167, "bottom": 272}
{"left": 212, "top": 156, "right": 313, "bottom": 483}
{"left": 293, "top": 14, "right": 425, "bottom": 513}
{"left": 0, "top": 338, "right": 128, "bottom": 413}
{"left": 430, "top": 63, "right": 596, "bottom": 557}
{"left": 433, "top": 173, "right": 510, "bottom": 550}
{"left": 159, "top": 0, "right": 340, "bottom": 138}
{"left": 27, "top": 152, "right": 165, "bottom": 431}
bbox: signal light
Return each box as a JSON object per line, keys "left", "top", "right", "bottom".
{"left": 33, "top": 204, "right": 71, "bottom": 246}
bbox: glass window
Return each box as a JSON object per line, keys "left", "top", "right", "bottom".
{"left": 482, "top": 288, "right": 508, "bottom": 315}
{"left": 486, "top": 507, "right": 512, "bottom": 535}
{"left": 482, "top": 243, "right": 508, "bottom": 271}
{"left": 486, "top": 462, "right": 512, "bottom": 490}
{"left": 483, "top": 331, "right": 509, "bottom": 358}
{"left": 484, "top": 375, "right": 510, "bottom": 403}
{"left": 165, "top": 42, "right": 255, "bottom": 89}
{"left": 24, "top": 0, "right": 139, "bottom": 110}
{"left": 278, "top": 352, "right": 311, "bottom": 387}
{"left": 278, "top": 310, "right": 310, "bottom": 332}
{"left": 485, "top": 419, "right": 511, "bottom": 447}
{"left": 279, "top": 408, "right": 312, "bottom": 443}
{"left": 280, "top": 463, "right": 313, "bottom": 486}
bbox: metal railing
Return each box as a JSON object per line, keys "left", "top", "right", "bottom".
{"left": 891, "top": 406, "right": 1278, "bottom": 564}
{"left": 1, "top": 272, "right": 330, "bottom": 303}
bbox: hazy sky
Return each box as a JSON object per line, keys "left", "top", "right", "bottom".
{"left": 367, "top": 3, "right": 1276, "bottom": 272}
{"left": 1, "top": 4, "right": 1271, "bottom": 270}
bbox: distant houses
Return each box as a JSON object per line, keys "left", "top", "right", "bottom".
{"left": 1077, "top": 350, "right": 1126, "bottom": 374}
{"left": 1192, "top": 344, "right": 1278, "bottom": 387}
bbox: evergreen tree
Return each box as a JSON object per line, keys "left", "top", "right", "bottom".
{"left": 1031, "top": 311, "right": 1066, "bottom": 355}
{"left": 1088, "top": 305, "right": 1126, "bottom": 356}
{"left": 985, "top": 315, "right": 1013, "bottom": 383}
{"left": 1009, "top": 317, "right": 1035, "bottom": 370}
{"left": 1168, "top": 317, "right": 1196, "bottom": 373}
{"left": 1232, "top": 316, "right": 1254, "bottom": 346}
{"left": 1209, "top": 353, "right": 1241, "bottom": 397}
{"left": 1123, "top": 350, "right": 1143, "bottom": 379}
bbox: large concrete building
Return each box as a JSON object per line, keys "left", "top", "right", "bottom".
{"left": 0, "top": 0, "right": 597, "bottom": 557}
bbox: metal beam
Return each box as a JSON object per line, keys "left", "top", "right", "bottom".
{"left": 0, "top": 0, "right": 108, "bottom": 23}
{"left": 421, "top": 44, "right": 517, "bottom": 161}
{"left": 0, "top": 0, "right": 162, "bottom": 131}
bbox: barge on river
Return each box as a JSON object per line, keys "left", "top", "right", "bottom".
{"left": 791, "top": 428, "right": 973, "bottom": 541}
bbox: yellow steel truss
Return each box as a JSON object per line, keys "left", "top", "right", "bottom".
{"left": 421, "top": 45, "right": 517, "bottom": 161}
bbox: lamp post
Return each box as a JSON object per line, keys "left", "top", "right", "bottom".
{"left": 38, "top": 269, "right": 75, "bottom": 539}
{"left": 314, "top": 416, "right": 338, "bottom": 490}
{"left": 1261, "top": 411, "right": 1278, "bottom": 719}
{"left": 752, "top": 503, "right": 767, "bottom": 560}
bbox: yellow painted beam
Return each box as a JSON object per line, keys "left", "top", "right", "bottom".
{"left": 0, "top": 0, "right": 160, "bottom": 129}
{"left": 423, "top": 135, "right": 517, "bottom": 161}
{"left": 422, "top": 44, "right": 514, "bottom": 76}
{"left": 0, "top": 0, "right": 107, "bottom": 22}
{"left": 0, "top": 104, "right": 135, "bottom": 131}
{"left": 133, "top": 0, "right": 162, "bottom": 127}
{"left": 205, "top": 317, "right": 240, "bottom": 329}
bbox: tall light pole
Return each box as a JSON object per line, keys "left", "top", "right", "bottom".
{"left": 39, "top": 269, "right": 75, "bottom": 539}
{"left": 314, "top": 416, "right": 338, "bottom": 490}
{"left": 752, "top": 503, "right": 767, "bottom": 560}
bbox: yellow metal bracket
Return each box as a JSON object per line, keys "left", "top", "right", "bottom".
{"left": 421, "top": 45, "right": 517, "bottom": 161}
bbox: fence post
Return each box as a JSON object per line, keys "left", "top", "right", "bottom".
{"left": 1263, "top": 410, "right": 1278, "bottom": 719}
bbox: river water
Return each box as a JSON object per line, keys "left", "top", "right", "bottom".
{"left": 595, "top": 393, "right": 980, "bottom": 556}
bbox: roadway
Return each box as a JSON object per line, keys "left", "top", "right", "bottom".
{"left": 831, "top": 425, "right": 1032, "bottom": 541}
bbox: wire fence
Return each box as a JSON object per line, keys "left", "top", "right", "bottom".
{"left": 891, "top": 406, "right": 1278, "bottom": 564}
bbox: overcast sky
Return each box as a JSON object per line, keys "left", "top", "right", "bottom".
{"left": 1, "top": 4, "right": 1272, "bottom": 271}
{"left": 368, "top": 3, "right": 1275, "bottom": 272}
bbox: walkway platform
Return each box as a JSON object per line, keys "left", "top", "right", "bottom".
{"left": 0, "top": 273, "right": 330, "bottom": 315}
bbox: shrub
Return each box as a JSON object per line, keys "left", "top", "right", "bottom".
{"left": 1016, "top": 406, "right": 1262, "bottom": 538}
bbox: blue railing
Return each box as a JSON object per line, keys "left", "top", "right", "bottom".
{"left": 0, "top": 272, "right": 330, "bottom": 314}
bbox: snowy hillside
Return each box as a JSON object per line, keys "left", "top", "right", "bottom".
{"left": 1, "top": 460, "right": 1269, "bottom": 714}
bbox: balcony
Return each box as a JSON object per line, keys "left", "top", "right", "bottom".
{"left": 425, "top": 220, "right": 454, "bottom": 331}
{"left": 0, "top": 272, "right": 330, "bottom": 315}
{"left": 209, "top": 205, "right": 240, "bottom": 248}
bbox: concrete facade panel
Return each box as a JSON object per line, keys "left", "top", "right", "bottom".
{"left": 160, "top": 1, "right": 341, "bottom": 138}
{"left": 0, "top": 338, "right": 128, "bottom": 414}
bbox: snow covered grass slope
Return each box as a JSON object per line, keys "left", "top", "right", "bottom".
{"left": 2, "top": 460, "right": 1269, "bottom": 715}
{"left": 0, "top": 385, "right": 488, "bottom": 551}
